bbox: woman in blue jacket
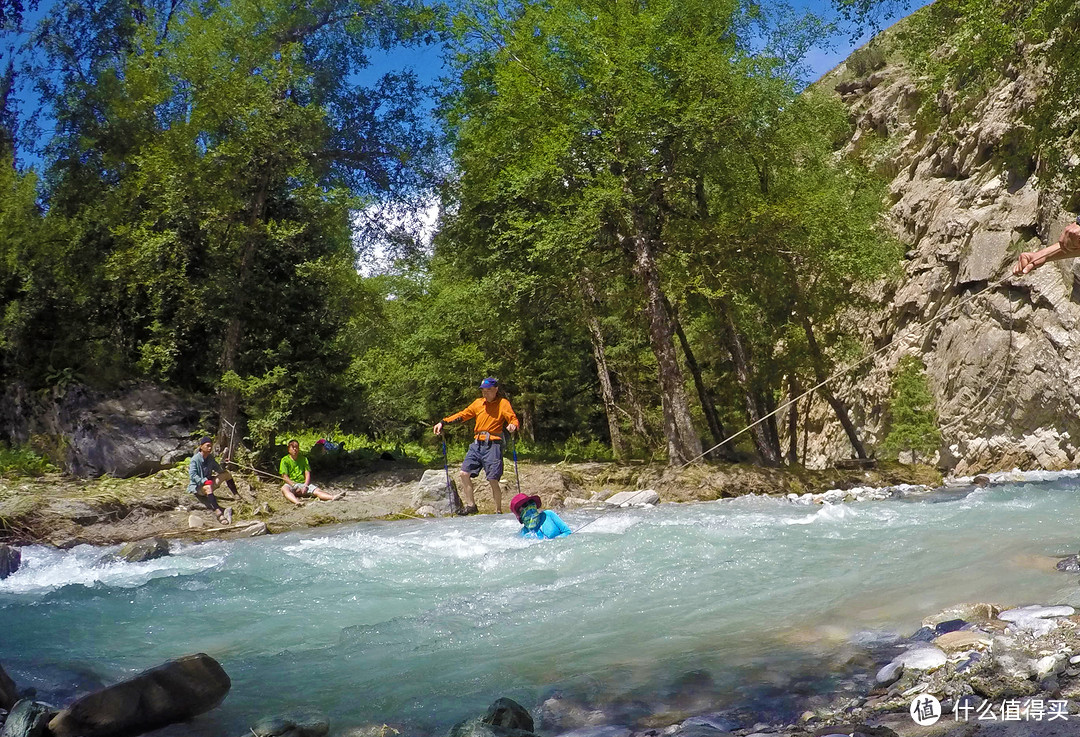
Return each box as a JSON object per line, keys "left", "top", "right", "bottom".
{"left": 511, "top": 493, "right": 572, "bottom": 539}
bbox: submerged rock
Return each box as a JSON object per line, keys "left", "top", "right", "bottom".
{"left": 0, "top": 700, "right": 55, "bottom": 737}
{"left": 549, "top": 727, "right": 630, "bottom": 737}
{"left": 538, "top": 696, "right": 607, "bottom": 731}
{"left": 0, "top": 545, "right": 20, "bottom": 580}
{"left": 483, "top": 698, "right": 533, "bottom": 733}
{"left": 47, "top": 653, "right": 230, "bottom": 737}
{"left": 449, "top": 719, "right": 535, "bottom": 737}
{"left": 249, "top": 710, "right": 330, "bottom": 737}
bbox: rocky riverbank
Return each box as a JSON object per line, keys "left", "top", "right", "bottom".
{"left": 0, "top": 458, "right": 944, "bottom": 549}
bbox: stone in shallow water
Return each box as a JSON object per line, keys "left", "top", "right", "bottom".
{"left": 483, "top": 698, "right": 533, "bottom": 733}
{"left": 551, "top": 727, "right": 631, "bottom": 737}
{"left": 681, "top": 712, "right": 740, "bottom": 731}
{"left": 674, "top": 725, "right": 734, "bottom": 737}
{"left": 998, "top": 605, "right": 1075, "bottom": 621}
{"left": 906, "top": 627, "right": 937, "bottom": 643}
{"left": 875, "top": 662, "right": 903, "bottom": 686}
{"left": 47, "top": 653, "right": 230, "bottom": 737}
{"left": 895, "top": 646, "right": 947, "bottom": 671}
{"left": 932, "top": 618, "right": 967, "bottom": 634}
{"left": 933, "top": 630, "right": 991, "bottom": 652}
{"left": 538, "top": 697, "right": 606, "bottom": 731}
{"left": 118, "top": 537, "right": 169, "bottom": 562}
{"left": 922, "top": 602, "right": 999, "bottom": 627}
{"left": 250, "top": 710, "right": 330, "bottom": 737}
{"left": 449, "top": 717, "right": 535, "bottom": 737}
{"left": 1055, "top": 555, "right": 1080, "bottom": 572}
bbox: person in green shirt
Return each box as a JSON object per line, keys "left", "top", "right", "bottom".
{"left": 279, "top": 439, "right": 345, "bottom": 506}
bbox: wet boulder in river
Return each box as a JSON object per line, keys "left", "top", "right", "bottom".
{"left": 47, "top": 653, "right": 230, "bottom": 737}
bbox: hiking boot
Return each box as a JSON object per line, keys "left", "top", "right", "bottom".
{"left": 457, "top": 504, "right": 478, "bottom": 516}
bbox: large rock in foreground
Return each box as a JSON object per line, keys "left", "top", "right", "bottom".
{"left": 47, "top": 653, "right": 230, "bottom": 737}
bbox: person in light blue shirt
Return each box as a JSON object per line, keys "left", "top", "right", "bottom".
{"left": 510, "top": 493, "right": 571, "bottom": 539}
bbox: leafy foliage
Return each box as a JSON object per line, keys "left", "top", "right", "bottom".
{"left": 880, "top": 356, "right": 941, "bottom": 463}
{"left": 0, "top": 443, "right": 56, "bottom": 477}
{"left": 3, "top": 0, "right": 904, "bottom": 467}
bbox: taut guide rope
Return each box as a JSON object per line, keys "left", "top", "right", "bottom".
{"left": 678, "top": 271, "right": 1018, "bottom": 470}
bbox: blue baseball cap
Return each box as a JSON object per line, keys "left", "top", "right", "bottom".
{"left": 480, "top": 377, "right": 498, "bottom": 388}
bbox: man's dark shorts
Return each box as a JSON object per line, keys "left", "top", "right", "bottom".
{"left": 462, "top": 441, "right": 503, "bottom": 480}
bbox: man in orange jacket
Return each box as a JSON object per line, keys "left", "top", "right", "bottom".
{"left": 434, "top": 377, "right": 519, "bottom": 515}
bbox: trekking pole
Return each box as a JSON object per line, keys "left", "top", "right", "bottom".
{"left": 511, "top": 432, "right": 522, "bottom": 496}
{"left": 442, "top": 433, "right": 460, "bottom": 514}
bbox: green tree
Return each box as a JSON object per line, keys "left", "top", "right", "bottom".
{"left": 5, "top": 0, "right": 440, "bottom": 445}
{"left": 881, "top": 355, "right": 941, "bottom": 464}
{"left": 441, "top": 0, "right": 844, "bottom": 464}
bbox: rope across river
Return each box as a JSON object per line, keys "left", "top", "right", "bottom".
{"left": 678, "top": 270, "right": 1018, "bottom": 469}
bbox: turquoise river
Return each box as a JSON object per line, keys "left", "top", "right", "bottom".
{"left": 5, "top": 473, "right": 1080, "bottom": 735}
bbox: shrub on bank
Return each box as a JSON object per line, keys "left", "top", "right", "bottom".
{"left": 0, "top": 445, "right": 56, "bottom": 478}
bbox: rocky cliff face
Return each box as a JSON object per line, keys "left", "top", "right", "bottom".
{"left": 804, "top": 40, "right": 1080, "bottom": 474}
{"left": 799, "top": 35, "right": 1080, "bottom": 471}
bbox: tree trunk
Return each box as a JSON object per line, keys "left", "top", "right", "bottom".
{"left": 217, "top": 172, "right": 270, "bottom": 441}
{"left": 522, "top": 397, "right": 536, "bottom": 442}
{"left": 801, "top": 389, "right": 813, "bottom": 465}
{"left": 798, "top": 313, "right": 868, "bottom": 459}
{"left": 718, "top": 301, "right": 782, "bottom": 466}
{"left": 622, "top": 226, "right": 701, "bottom": 465}
{"left": 762, "top": 392, "right": 783, "bottom": 460}
{"left": 581, "top": 274, "right": 629, "bottom": 460}
{"left": 664, "top": 296, "right": 734, "bottom": 461}
{"left": 787, "top": 373, "right": 799, "bottom": 465}
{"left": 622, "top": 382, "right": 650, "bottom": 439}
